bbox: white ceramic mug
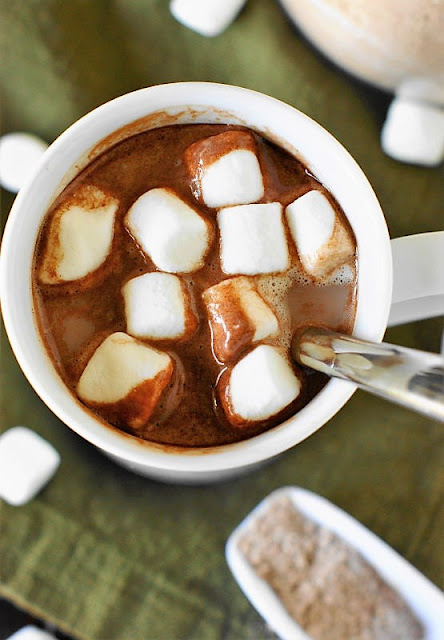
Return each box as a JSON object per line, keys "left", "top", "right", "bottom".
{"left": 1, "top": 83, "right": 443, "bottom": 483}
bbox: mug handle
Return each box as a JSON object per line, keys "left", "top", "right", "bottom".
{"left": 388, "top": 231, "right": 444, "bottom": 328}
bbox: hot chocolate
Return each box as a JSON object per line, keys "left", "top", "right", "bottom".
{"left": 32, "top": 124, "right": 357, "bottom": 447}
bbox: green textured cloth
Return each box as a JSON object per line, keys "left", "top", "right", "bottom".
{"left": 0, "top": 1, "right": 443, "bottom": 639}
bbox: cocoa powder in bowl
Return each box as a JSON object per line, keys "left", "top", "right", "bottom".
{"left": 238, "top": 495, "right": 424, "bottom": 640}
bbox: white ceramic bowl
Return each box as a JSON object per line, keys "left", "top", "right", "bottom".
{"left": 0, "top": 83, "right": 391, "bottom": 482}
{"left": 226, "top": 487, "right": 444, "bottom": 640}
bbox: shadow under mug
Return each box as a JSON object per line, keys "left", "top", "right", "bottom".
{"left": 1, "top": 83, "right": 443, "bottom": 483}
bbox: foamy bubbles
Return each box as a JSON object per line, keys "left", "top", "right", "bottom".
{"left": 324, "top": 263, "right": 355, "bottom": 286}
{"left": 257, "top": 260, "right": 357, "bottom": 352}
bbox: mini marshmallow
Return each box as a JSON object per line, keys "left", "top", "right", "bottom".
{"left": 0, "top": 427, "right": 60, "bottom": 506}
{"left": 285, "top": 190, "right": 354, "bottom": 280}
{"left": 219, "top": 345, "right": 301, "bottom": 426}
{"left": 78, "top": 332, "right": 172, "bottom": 404}
{"left": 185, "top": 130, "right": 264, "bottom": 208}
{"left": 125, "top": 188, "right": 212, "bottom": 273}
{"left": 0, "top": 132, "right": 48, "bottom": 193}
{"left": 203, "top": 277, "right": 278, "bottom": 362}
{"left": 381, "top": 97, "right": 444, "bottom": 167}
{"left": 218, "top": 203, "right": 289, "bottom": 275}
{"left": 170, "top": 0, "right": 247, "bottom": 37}
{"left": 123, "top": 272, "right": 197, "bottom": 340}
{"left": 6, "top": 627, "right": 56, "bottom": 640}
{"left": 39, "top": 185, "right": 118, "bottom": 284}
{"left": 77, "top": 333, "right": 173, "bottom": 430}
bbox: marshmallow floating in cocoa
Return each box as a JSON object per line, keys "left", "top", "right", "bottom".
{"left": 218, "top": 345, "right": 301, "bottom": 426}
{"left": 218, "top": 202, "right": 289, "bottom": 275}
{"left": 125, "top": 188, "right": 213, "bottom": 273}
{"left": 77, "top": 332, "right": 174, "bottom": 430}
{"left": 39, "top": 185, "right": 119, "bottom": 285}
{"left": 123, "top": 272, "right": 197, "bottom": 340}
{"left": 285, "top": 190, "right": 354, "bottom": 280}
{"left": 203, "top": 276, "right": 278, "bottom": 362}
{"left": 170, "top": 0, "right": 247, "bottom": 38}
{"left": 185, "top": 130, "right": 264, "bottom": 208}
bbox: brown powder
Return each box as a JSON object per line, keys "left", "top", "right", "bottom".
{"left": 238, "top": 495, "right": 424, "bottom": 640}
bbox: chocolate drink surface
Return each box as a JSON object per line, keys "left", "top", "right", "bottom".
{"left": 33, "top": 124, "right": 357, "bottom": 447}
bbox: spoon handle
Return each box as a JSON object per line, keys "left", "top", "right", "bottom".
{"left": 293, "top": 327, "right": 444, "bottom": 422}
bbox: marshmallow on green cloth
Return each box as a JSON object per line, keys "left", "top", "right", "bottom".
{"left": 0, "top": 132, "right": 48, "bottom": 193}
{"left": 0, "top": 427, "right": 60, "bottom": 506}
{"left": 381, "top": 98, "right": 444, "bottom": 167}
{"left": 6, "top": 626, "right": 56, "bottom": 640}
{"left": 170, "top": 0, "right": 247, "bottom": 37}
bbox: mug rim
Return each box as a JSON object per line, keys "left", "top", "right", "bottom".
{"left": 0, "top": 82, "right": 392, "bottom": 474}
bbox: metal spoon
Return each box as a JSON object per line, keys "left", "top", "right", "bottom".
{"left": 292, "top": 327, "right": 444, "bottom": 422}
